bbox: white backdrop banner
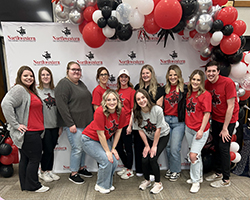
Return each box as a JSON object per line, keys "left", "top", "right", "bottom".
{"left": 2, "top": 22, "right": 206, "bottom": 173}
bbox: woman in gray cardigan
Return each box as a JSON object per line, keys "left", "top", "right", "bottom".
{"left": 1, "top": 66, "right": 49, "bottom": 192}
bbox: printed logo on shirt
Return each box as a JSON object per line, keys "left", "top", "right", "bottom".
{"left": 119, "top": 93, "right": 125, "bottom": 106}
{"left": 210, "top": 89, "right": 221, "bottom": 107}
{"left": 43, "top": 93, "right": 56, "bottom": 109}
{"left": 142, "top": 119, "right": 156, "bottom": 135}
{"left": 186, "top": 97, "right": 197, "bottom": 116}
{"left": 105, "top": 119, "right": 119, "bottom": 136}
{"left": 165, "top": 91, "right": 178, "bottom": 107}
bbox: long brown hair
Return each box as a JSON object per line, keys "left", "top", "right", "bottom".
{"left": 15, "top": 66, "right": 38, "bottom": 96}
{"left": 38, "top": 66, "right": 55, "bottom": 90}
{"left": 116, "top": 74, "right": 133, "bottom": 92}
{"left": 165, "top": 65, "right": 184, "bottom": 94}
{"left": 187, "top": 70, "right": 206, "bottom": 98}
{"left": 133, "top": 89, "right": 155, "bottom": 127}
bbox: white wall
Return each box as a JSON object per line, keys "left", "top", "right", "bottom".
{"left": 236, "top": 7, "right": 250, "bottom": 35}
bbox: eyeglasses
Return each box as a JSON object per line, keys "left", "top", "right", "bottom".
{"left": 70, "top": 68, "right": 82, "bottom": 72}
{"left": 99, "top": 73, "right": 108, "bottom": 77}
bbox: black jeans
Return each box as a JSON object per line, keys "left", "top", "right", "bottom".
{"left": 116, "top": 125, "right": 133, "bottom": 169}
{"left": 142, "top": 135, "right": 169, "bottom": 182}
{"left": 133, "top": 130, "right": 144, "bottom": 174}
{"left": 19, "top": 131, "right": 43, "bottom": 191}
{"left": 41, "top": 128, "right": 59, "bottom": 171}
{"left": 211, "top": 120, "right": 236, "bottom": 180}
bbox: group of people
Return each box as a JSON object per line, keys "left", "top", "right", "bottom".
{"left": 1, "top": 60, "right": 239, "bottom": 195}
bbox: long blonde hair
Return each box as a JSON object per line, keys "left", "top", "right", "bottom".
{"left": 165, "top": 65, "right": 184, "bottom": 94}
{"left": 187, "top": 70, "right": 206, "bottom": 98}
{"left": 139, "top": 64, "right": 159, "bottom": 100}
{"left": 38, "top": 67, "right": 55, "bottom": 90}
{"left": 101, "top": 89, "right": 122, "bottom": 118}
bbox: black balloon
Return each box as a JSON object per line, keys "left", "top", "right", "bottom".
{"left": 180, "top": 0, "right": 199, "bottom": 20}
{"left": 211, "top": 47, "right": 226, "bottom": 62}
{"left": 112, "top": 0, "right": 122, "bottom": 10}
{"left": 227, "top": 50, "right": 243, "bottom": 64}
{"left": 97, "top": 0, "right": 113, "bottom": 10}
{"left": 222, "top": 25, "right": 234, "bottom": 36}
{"left": 97, "top": 17, "right": 107, "bottom": 28}
{"left": 240, "top": 36, "right": 246, "bottom": 49}
{"left": 102, "top": 6, "right": 112, "bottom": 19}
{"left": 0, "top": 143, "right": 12, "bottom": 156}
{"left": 0, "top": 164, "right": 14, "bottom": 178}
{"left": 218, "top": 61, "right": 231, "bottom": 77}
{"left": 117, "top": 23, "right": 133, "bottom": 41}
{"left": 107, "top": 16, "right": 119, "bottom": 28}
{"left": 171, "top": 19, "right": 186, "bottom": 33}
{"left": 202, "top": 150, "right": 214, "bottom": 173}
{"left": 211, "top": 20, "right": 224, "bottom": 33}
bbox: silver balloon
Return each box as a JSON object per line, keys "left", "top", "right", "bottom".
{"left": 61, "top": 0, "right": 77, "bottom": 9}
{"left": 116, "top": 3, "right": 132, "bottom": 25}
{"left": 76, "top": 0, "right": 86, "bottom": 12}
{"left": 195, "top": 14, "right": 213, "bottom": 34}
{"left": 186, "top": 15, "right": 198, "bottom": 31}
{"left": 86, "top": 0, "right": 97, "bottom": 7}
{"left": 198, "top": 0, "right": 212, "bottom": 14}
{"left": 69, "top": 9, "right": 84, "bottom": 25}
{"left": 200, "top": 46, "right": 212, "bottom": 58}
{"left": 235, "top": 81, "right": 240, "bottom": 91}
{"left": 209, "top": 5, "right": 221, "bottom": 19}
{"left": 54, "top": 3, "right": 70, "bottom": 21}
{"left": 237, "top": 88, "right": 246, "bottom": 97}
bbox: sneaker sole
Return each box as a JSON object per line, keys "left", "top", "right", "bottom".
{"left": 121, "top": 174, "right": 134, "bottom": 180}
{"left": 68, "top": 177, "right": 85, "bottom": 184}
{"left": 169, "top": 178, "right": 179, "bottom": 182}
{"left": 139, "top": 183, "right": 152, "bottom": 191}
{"left": 210, "top": 182, "right": 231, "bottom": 188}
{"left": 95, "top": 186, "right": 110, "bottom": 194}
{"left": 150, "top": 186, "right": 163, "bottom": 194}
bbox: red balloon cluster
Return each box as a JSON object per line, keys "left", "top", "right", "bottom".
{"left": 0, "top": 136, "right": 19, "bottom": 166}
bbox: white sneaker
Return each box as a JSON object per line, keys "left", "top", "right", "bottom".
{"left": 150, "top": 182, "right": 163, "bottom": 194}
{"left": 48, "top": 171, "right": 60, "bottom": 181}
{"left": 139, "top": 180, "right": 151, "bottom": 190}
{"left": 190, "top": 182, "right": 200, "bottom": 193}
{"left": 95, "top": 184, "right": 110, "bottom": 194}
{"left": 150, "top": 175, "right": 155, "bottom": 182}
{"left": 110, "top": 186, "right": 115, "bottom": 191}
{"left": 205, "top": 173, "right": 222, "bottom": 182}
{"left": 35, "top": 185, "right": 49, "bottom": 193}
{"left": 121, "top": 169, "right": 134, "bottom": 179}
{"left": 210, "top": 179, "right": 231, "bottom": 188}
{"left": 136, "top": 173, "right": 143, "bottom": 177}
{"left": 39, "top": 171, "right": 53, "bottom": 182}
{"left": 117, "top": 168, "right": 127, "bottom": 176}
{"left": 187, "top": 177, "right": 203, "bottom": 184}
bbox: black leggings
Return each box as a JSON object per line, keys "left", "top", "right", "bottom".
{"left": 142, "top": 135, "right": 169, "bottom": 182}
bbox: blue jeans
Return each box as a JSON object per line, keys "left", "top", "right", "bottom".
{"left": 81, "top": 134, "right": 118, "bottom": 189}
{"left": 165, "top": 115, "right": 185, "bottom": 173}
{"left": 65, "top": 127, "right": 85, "bottom": 172}
{"left": 185, "top": 126, "right": 209, "bottom": 183}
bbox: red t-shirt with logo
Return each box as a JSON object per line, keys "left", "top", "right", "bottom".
{"left": 118, "top": 87, "right": 135, "bottom": 126}
{"left": 92, "top": 85, "right": 110, "bottom": 106}
{"left": 185, "top": 91, "right": 212, "bottom": 132}
{"left": 164, "top": 85, "right": 178, "bottom": 116}
{"left": 205, "top": 75, "right": 239, "bottom": 123}
{"left": 82, "top": 106, "right": 127, "bottom": 141}
{"left": 27, "top": 92, "right": 44, "bottom": 131}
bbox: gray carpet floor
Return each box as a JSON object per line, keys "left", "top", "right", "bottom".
{"left": 1, "top": 164, "right": 250, "bottom": 200}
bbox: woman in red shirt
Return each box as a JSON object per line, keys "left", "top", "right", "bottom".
{"left": 185, "top": 70, "right": 212, "bottom": 193}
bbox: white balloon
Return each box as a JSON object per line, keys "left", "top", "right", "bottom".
{"left": 232, "top": 152, "right": 241, "bottom": 163}
{"left": 230, "top": 142, "right": 240, "bottom": 152}
{"left": 212, "top": 31, "right": 223, "bottom": 43}
{"left": 230, "top": 62, "right": 248, "bottom": 79}
{"left": 102, "top": 26, "right": 116, "bottom": 38}
{"left": 210, "top": 38, "right": 220, "bottom": 46}
{"left": 137, "top": 0, "right": 154, "bottom": 15}
{"left": 244, "top": 53, "right": 250, "bottom": 64}
{"left": 122, "top": 0, "right": 138, "bottom": 9}
{"left": 233, "top": 129, "right": 237, "bottom": 135}
{"left": 129, "top": 8, "right": 145, "bottom": 29}
{"left": 235, "top": 121, "right": 239, "bottom": 128}
{"left": 111, "top": 10, "right": 117, "bottom": 17}
{"left": 92, "top": 10, "right": 102, "bottom": 24}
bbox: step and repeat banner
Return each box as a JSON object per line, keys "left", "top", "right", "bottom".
{"left": 2, "top": 22, "right": 206, "bottom": 173}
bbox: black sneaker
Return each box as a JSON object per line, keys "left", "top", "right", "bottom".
{"left": 78, "top": 168, "right": 93, "bottom": 178}
{"left": 69, "top": 174, "right": 85, "bottom": 184}
{"left": 169, "top": 172, "right": 180, "bottom": 182}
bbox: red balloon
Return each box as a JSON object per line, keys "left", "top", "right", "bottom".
{"left": 10, "top": 145, "right": 19, "bottom": 164}
{"left": 216, "top": 6, "right": 238, "bottom": 25}
{"left": 83, "top": 6, "right": 96, "bottom": 22}
{"left": 239, "top": 90, "right": 250, "bottom": 101}
{"left": 78, "top": 20, "right": 88, "bottom": 34}
{"left": 231, "top": 134, "right": 237, "bottom": 142}
{"left": 232, "top": 20, "right": 247, "bottom": 36}
{"left": 230, "top": 151, "right": 236, "bottom": 161}
{"left": 4, "top": 137, "right": 13, "bottom": 146}
{"left": 82, "top": 22, "right": 106, "bottom": 48}
{"left": 200, "top": 55, "right": 209, "bottom": 61}
{"left": 153, "top": 0, "right": 161, "bottom": 7}
{"left": 144, "top": 13, "right": 161, "bottom": 34}
{"left": 189, "top": 30, "right": 197, "bottom": 38}
{"left": 154, "top": 0, "right": 182, "bottom": 29}
{"left": 0, "top": 154, "right": 14, "bottom": 165}
{"left": 178, "top": 30, "right": 184, "bottom": 36}
{"left": 220, "top": 33, "right": 241, "bottom": 55}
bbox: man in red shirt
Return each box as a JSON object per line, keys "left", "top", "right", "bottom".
{"left": 204, "top": 61, "right": 239, "bottom": 188}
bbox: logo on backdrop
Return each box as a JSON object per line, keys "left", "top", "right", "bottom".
{"left": 160, "top": 50, "right": 185, "bottom": 65}
{"left": 107, "top": 74, "right": 117, "bottom": 88}
{"left": 33, "top": 51, "right": 60, "bottom": 65}
{"left": 6, "top": 26, "right": 36, "bottom": 42}
{"left": 52, "top": 27, "right": 80, "bottom": 42}
{"left": 119, "top": 51, "right": 144, "bottom": 65}
{"left": 54, "top": 146, "right": 67, "bottom": 151}
{"left": 138, "top": 31, "right": 159, "bottom": 42}
{"left": 77, "top": 51, "right": 103, "bottom": 65}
